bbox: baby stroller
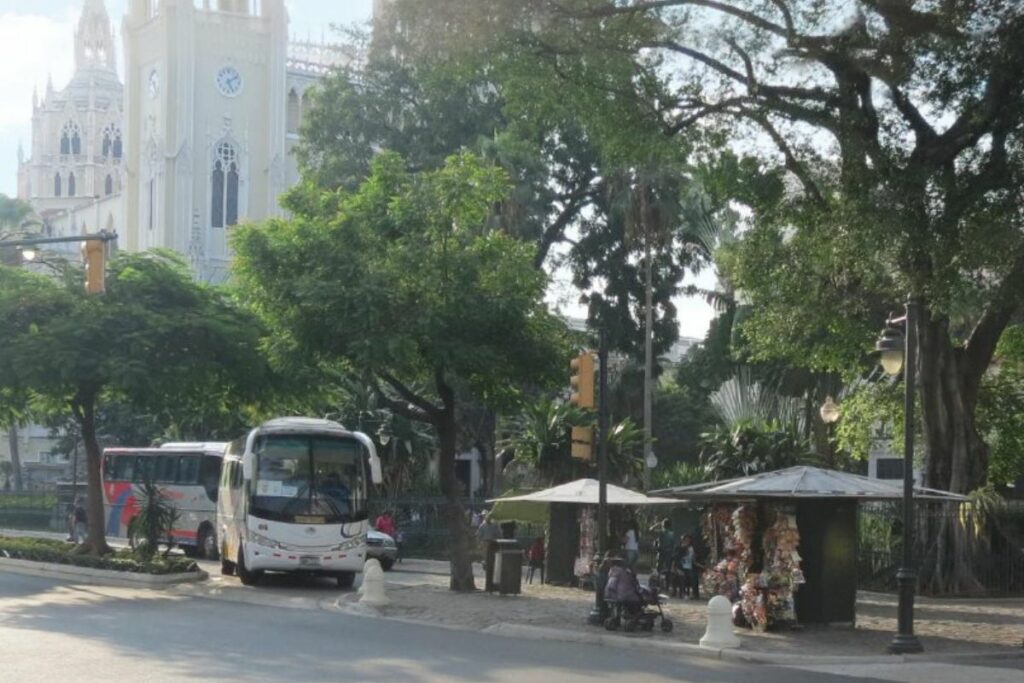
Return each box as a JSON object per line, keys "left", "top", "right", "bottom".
{"left": 603, "top": 565, "right": 674, "bottom": 633}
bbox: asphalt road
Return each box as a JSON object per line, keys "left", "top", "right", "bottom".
{"left": 0, "top": 572, "right": 895, "bottom": 683}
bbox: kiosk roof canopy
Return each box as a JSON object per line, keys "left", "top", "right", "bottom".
{"left": 651, "top": 466, "right": 968, "bottom": 502}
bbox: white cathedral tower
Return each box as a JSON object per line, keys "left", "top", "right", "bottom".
{"left": 18, "top": 0, "right": 124, "bottom": 222}
{"left": 20, "top": 0, "right": 352, "bottom": 282}
{"left": 122, "top": 0, "right": 290, "bottom": 283}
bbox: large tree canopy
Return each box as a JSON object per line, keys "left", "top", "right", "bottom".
{"left": 232, "top": 151, "right": 570, "bottom": 589}
{"left": 296, "top": 20, "right": 700, "bottom": 361}
{"left": 386, "top": 0, "right": 1024, "bottom": 592}
{"left": 0, "top": 252, "right": 269, "bottom": 554}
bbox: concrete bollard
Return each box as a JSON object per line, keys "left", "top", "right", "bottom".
{"left": 359, "top": 559, "right": 390, "bottom": 607}
{"left": 699, "top": 595, "right": 741, "bottom": 650}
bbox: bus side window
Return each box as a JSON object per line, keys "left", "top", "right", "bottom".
{"left": 133, "top": 456, "right": 154, "bottom": 483}
{"left": 231, "top": 462, "right": 243, "bottom": 490}
{"left": 178, "top": 455, "right": 200, "bottom": 485}
{"left": 109, "top": 455, "right": 134, "bottom": 482}
{"left": 200, "top": 456, "right": 220, "bottom": 502}
{"left": 155, "top": 455, "right": 177, "bottom": 483}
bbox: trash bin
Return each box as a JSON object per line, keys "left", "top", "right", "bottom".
{"left": 491, "top": 539, "right": 522, "bottom": 595}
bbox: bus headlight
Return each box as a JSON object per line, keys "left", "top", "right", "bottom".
{"left": 248, "top": 531, "right": 285, "bottom": 550}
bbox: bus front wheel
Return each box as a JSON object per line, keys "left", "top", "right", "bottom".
{"left": 237, "top": 548, "right": 262, "bottom": 586}
{"left": 336, "top": 572, "right": 356, "bottom": 589}
{"left": 198, "top": 526, "right": 219, "bottom": 560}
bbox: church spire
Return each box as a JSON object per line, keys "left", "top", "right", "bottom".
{"left": 75, "top": 0, "right": 116, "bottom": 72}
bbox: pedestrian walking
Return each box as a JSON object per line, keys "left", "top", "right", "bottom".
{"left": 71, "top": 497, "right": 87, "bottom": 544}
{"left": 651, "top": 518, "right": 677, "bottom": 576}
{"left": 375, "top": 509, "right": 396, "bottom": 537}
{"left": 476, "top": 514, "right": 501, "bottom": 591}
{"left": 672, "top": 534, "right": 700, "bottom": 599}
{"left": 526, "top": 536, "right": 545, "bottom": 584}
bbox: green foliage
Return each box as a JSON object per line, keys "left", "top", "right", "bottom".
{"left": 699, "top": 422, "right": 817, "bottom": 481}
{"left": 0, "top": 493, "right": 56, "bottom": 509}
{"left": 980, "top": 326, "right": 1024, "bottom": 485}
{"left": 0, "top": 251, "right": 271, "bottom": 552}
{"left": 834, "top": 381, "right": 904, "bottom": 463}
{"left": 234, "top": 151, "right": 568, "bottom": 414}
{"left": 708, "top": 369, "right": 806, "bottom": 434}
{"left": 675, "top": 308, "right": 737, "bottom": 397}
{"left": 651, "top": 461, "right": 708, "bottom": 490}
{"left": 0, "top": 535, "right": 197, "bottom": 575}
{"left": 650, "top": 383, "right": 719, "bottom": 467}
{"left": 128, "top": 479, "right": 180, "bottom": 560}
{"left": 0, "top": 252, "right": 270, "bottom": 426}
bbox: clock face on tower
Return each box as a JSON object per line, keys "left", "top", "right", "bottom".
{"left": 216, "top": 65, "right": 243, "bottom": 97}
{"left": 148, "top": 69, "right": 159, "bottom": 98}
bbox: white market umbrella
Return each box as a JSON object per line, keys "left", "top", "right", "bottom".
{"left": 487, "top": 478, "right": 678, "bottom": 506}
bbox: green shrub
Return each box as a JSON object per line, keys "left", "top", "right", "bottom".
{"left": 128, "top": 479, "right": 179, "bottom": 560}
{"left": 0, "top": 536, "right": 199, "bottom": 575}
{"left": 0, "top": 494, "right": 57, "bottom": 510}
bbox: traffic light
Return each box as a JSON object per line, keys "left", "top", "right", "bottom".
{"left": 569, "top": 351, "right": 595, "bottom": 409}
{"left": 571, "top": 425, "right": 594, "bottom": 461}
{"left": 82, "top": 238, "right": 106, "bottom": 295}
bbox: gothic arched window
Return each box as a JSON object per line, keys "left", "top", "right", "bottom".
{"left": 102, "top": 125, "right": 122, "bottom": 159}
{"left": 61, "top": 121, "right": 82, "bottom": 156}
{"left": 68, "top": 173, "right": 76, "bottom": 197}
{"left": 287, "top": 89, "right": 300, "bottom": 134}
{"left": 105, "top": 174, "right": 113, "bottom": 196}
{"left": 54, "top": 173, "right": 62, "bottom": 197}
{"left": 211, "top": 141, "right": 240, "bottom": 228}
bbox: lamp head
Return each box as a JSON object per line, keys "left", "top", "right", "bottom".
{"left": 819, "top": 396, "right": 840, "bottom": 424}
{"left": 875, "top": 323, "right": 905, "bottom": 376}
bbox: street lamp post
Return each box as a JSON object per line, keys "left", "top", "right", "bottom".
{"left": 875, "top": 298, "right": 924, "bottom": 655}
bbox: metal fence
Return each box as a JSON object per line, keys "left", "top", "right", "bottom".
{"left": 858, "top": 501, "right": 1024, "bottom": 596}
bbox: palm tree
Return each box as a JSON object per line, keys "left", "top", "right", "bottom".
{"left": 607, "top": 162, "right": 686, "bottom": 490}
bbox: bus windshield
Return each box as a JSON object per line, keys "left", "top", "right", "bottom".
{"left": 252, "top": 435, "right": 366, "bottom": 524}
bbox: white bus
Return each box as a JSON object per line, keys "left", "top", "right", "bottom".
{"left": 217, "top": 417, "right": 383, "bottom": 587}
{"left": 101, "top": 442, "right": 227, "bottom": 559}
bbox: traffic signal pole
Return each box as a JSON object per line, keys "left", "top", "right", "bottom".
{"left": 0, "top": 232, "right": 117, "bottom": 248}
{"left": 1, "top": 231, "right": 116, "bottom": 294}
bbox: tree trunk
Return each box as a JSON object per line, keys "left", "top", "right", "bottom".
{"left": 72, "top": 396, "right": 111, "bottom": 556}
{"left": 916, "top": 313, "right": 988, "bottom": 593}
{"left": 917, "top": 316, "right": 989, "bottom": 493}
{"left": 7, "top": 425, "right": 23, "bottom": 491}
{"left": 435, "top": 376, "right": 476, "bottom": 591}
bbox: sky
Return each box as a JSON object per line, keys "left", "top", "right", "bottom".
{"left": 0, "top": 0, "right": 716, "bottom": 340}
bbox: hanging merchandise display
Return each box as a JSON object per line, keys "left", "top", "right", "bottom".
{"left": 700, "top": 503, "right": 804, "bottom": 630}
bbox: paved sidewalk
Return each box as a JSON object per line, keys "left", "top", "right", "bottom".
{"left": 342, "top": 564, "right": 1024, "bottom": 661}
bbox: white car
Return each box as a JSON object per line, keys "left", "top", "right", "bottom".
{"left": 366, "top": 529, "right": 397, "bottom": 570}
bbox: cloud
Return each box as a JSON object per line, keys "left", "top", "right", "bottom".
{"left": 0, "top": 11, "right": 76, "bottom": 129}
